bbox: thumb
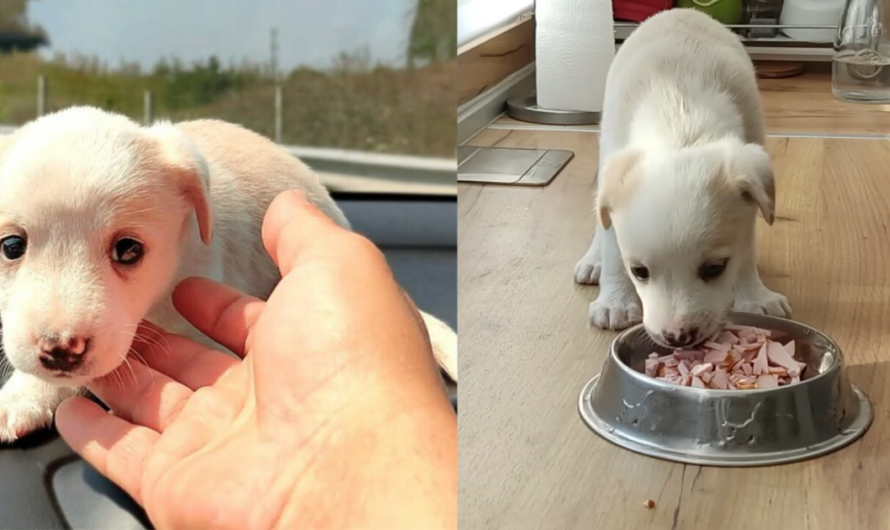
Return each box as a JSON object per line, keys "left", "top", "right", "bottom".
{"left": 261, "top": 190, "right": 347, "bottom": 276}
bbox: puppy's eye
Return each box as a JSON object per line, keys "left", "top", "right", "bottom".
{"left": 0, "top": 235, "right": 26, "bottom": 261}
{"left": 111, "top": 238, "right": 144, "bottom": 266}
{"left": 630, "top": 265, "right": 650, "bottom": 281}
{"left": 699, "top": 260, "right": 728, "bottom": 281}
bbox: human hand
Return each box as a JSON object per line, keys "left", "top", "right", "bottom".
{"left": 55, "top": 190, "right": 457, "bottom": 529}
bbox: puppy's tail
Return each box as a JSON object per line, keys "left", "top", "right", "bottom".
{"left": 420, "top": 311, "right": 458, "bottom": 383}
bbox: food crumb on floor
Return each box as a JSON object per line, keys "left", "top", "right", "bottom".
{"left": 644, "top": 499, "right": 655, "bottom": 509}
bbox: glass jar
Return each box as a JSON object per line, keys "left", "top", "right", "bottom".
{"left": 832, "top": 0, "right": 890, "bottom": 102}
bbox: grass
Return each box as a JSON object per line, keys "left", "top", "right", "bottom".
{"left": 0, "top": 52, "right": 455, "bottom": 158}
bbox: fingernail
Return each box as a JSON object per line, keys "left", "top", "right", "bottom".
{"left": 274, "top": 190, "right": 307, "bottom": 226}
{"left": 288, "top": 189, "right": 308, "bottom": 203}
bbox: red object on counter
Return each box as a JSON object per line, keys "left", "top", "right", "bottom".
{"left": 612, "top": 0, "right": 673, "bottom": 22}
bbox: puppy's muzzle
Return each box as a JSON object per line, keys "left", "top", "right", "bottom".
{"left": 662, "top": 328, "right": 700, "bottom": 348}
{"left": 38, "top": 335, "right": 91, "bottom": 372}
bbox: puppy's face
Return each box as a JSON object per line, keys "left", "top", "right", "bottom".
{"left": 597, "top": 140, "right": 774, "bottom": 348}
{"left": 0, "top": 108, "right": 211, "bottom": 386}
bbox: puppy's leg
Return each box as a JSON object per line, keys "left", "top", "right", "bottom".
{"left": 574, "top": 228, "right": 602, "bottom": 285}
{"left": 419, "top": 311, "right": 457, "bottom": 382}
{"left": 0, "top": 371, "right": 80, "bottom": 443}
{"left": 733, "top": 245, "right": 791, "bottom": 317}
{"left": 589, "top": 227, "right": 642, "bottom": 330}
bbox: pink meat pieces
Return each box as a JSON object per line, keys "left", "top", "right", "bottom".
{"left": 716, "top": 330, "right": 740, "bottom": 345}
{"left": 753, "top": 343, "right": 769, "bottom": 375}
{"left": 645, "top": 358, "right": 659, "bottom": 377}
{"left": 757, "top": 374, "right": 779, "bottom": 389}
{"left": 766, "top": 340, "right": 801, "bottom": 375}
{"left": 703, "top": 349, "right": 728, "bottom": 364}
{"left": 641, "top": 325, "right": 806, "bottom": 390}
{"left": 690, "top": 363, "right": 713, "bottom": 377}
{"left": 710, "top": 369, "right": 730, "bottom": 389}
{"left": 704, "top": 341, "right": 730, "bottom": 352}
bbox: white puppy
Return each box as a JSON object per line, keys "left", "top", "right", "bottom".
{"left": 0, "top": 107, "right": 457, "bottom": 442}
{"left": 573, "top": 9, "right": 790, "bottom": 347}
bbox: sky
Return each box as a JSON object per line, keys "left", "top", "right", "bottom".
{"left": 27, "top": 0, "right": 417, "bottom": 70}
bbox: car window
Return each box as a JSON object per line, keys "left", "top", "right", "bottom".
{"left": 0, "top": 0, "right": 455, "bottom": 195}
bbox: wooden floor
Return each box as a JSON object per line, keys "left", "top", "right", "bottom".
{"left": 457, "top": 74, "right": 890, "bottom": 529}
{"left": 756, "top": 66, "right": 890, "bottom": 135}
{"left": 493, "top": 65, "right": 890, "bottom": 136}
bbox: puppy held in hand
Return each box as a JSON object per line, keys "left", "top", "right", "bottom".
{"left": 0, "top": 107, "right": 457, "bottom": 442}
{"left": 573, "top": 8, "right": 790, "bottom": 345}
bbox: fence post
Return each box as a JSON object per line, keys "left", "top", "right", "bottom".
{"left": 37, "top": 75, "right": 47, "bottom": 117}
{"left": 143, "top": 90, "right": 155, "bottom": 125}
{"left": 274, "top": 85, "right": 283, "bottom": 143}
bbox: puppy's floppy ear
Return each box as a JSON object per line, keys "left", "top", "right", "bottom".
{"left": 726, "top": 142, "right": 775, "bottom": 225}
{"left": 144, "top": 123, "right": 213, "bottom": 244}
{"left": 595, "top": 149, "right": 641, "bottom": 229}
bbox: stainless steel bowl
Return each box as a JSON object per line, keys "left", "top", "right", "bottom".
{"left": 578, "top": 313, "right": 873, "bottom": 466}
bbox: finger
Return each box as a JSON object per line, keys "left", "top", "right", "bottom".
{"left": 89, "top": 356, "right": 194, "bottom": 433}
{"left": 261, "top": 189, "right": 351, "bottom": 276}
{"left": 171, "top": 278, "right": 265, "bottom": 358}
{"left": 401, "top": 289, "right": 430, "bottom": 345}
{"left": 56, "top": 397, "right": 160, "bottom": 506}
{"left": 133, "top": 321, "right": 241, "bottom": 389}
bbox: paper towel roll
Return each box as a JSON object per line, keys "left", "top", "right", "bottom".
{"left": 536, "top": 0, "right": 616, "bottom": 112}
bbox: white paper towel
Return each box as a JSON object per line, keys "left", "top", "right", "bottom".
{"left": 536, "top": 0, "right": 616, "bottom": 112}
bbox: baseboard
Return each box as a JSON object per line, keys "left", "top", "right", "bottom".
{"left": 457, "top": 63, "right": 535, "bottom": 146}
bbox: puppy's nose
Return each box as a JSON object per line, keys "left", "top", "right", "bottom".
{"left": 38, "top": 335, "right": 91, "bottom": 372}
{"left": 662, "top": 328, "right": 700, "bottom": 348}
{"left": 38, "top": 335, "right": 88, "bottom": 355}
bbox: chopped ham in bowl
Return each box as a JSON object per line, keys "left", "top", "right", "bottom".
{"left": 580, "top": 314, "right": 870, "bottom": 467}
{"left": 641, "top": 325, "right": 807, "bottom": 390}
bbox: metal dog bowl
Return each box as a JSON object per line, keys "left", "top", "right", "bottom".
{"left": 579, "top": 313, "right": 873, "bottom": 467}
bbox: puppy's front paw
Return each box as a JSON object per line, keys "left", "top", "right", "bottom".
{"left": 0, "top": 394, "right": 56, "bottom": 443}
{"left": 734, "top": 287, "right": 792, "bottom": 318}
{"left": 0, "top": 375, "right": 78, "bottom": 444}
{"left": 589, "top": 291, "right": 642, "bottom": 330}
{"left": 574, "top": 255, "right": 601, "bottom": 285}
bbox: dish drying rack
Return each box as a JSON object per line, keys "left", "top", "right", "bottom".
{"left": 614, "top": 22, "right": 837, "bottom": 61}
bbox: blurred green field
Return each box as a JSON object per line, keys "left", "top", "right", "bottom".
{"left": 0, "top": 52, "right": 455, "bottom": 158}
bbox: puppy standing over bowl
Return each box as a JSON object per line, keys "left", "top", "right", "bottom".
{"left": 573, "top": 8, "right": 791, "bottom": 346}
{"left": 0, "top": 107, "right": 457, "bottom": 442}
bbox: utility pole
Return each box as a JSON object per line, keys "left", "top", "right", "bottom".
{"left": 270, "top": 27, "right": 282, "bottom": 143}
{"left": 274, "top": 85, "right": 283, "bottom": 144}
{"left": 270, "top": 27, "right": 278, "bottom": 81}
{"left": 143, "top": 90, "right": 155, "bottom": 125}
{"left": 37, "top": 75, "right": 47, "bottom": 117}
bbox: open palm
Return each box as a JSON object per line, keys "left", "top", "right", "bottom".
{"left": 56, "top": 191, "right": 457, "bottom": 529}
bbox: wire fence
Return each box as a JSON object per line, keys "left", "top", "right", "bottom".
{"left": 4, "top": 75, "right": 456, "bottom": 194}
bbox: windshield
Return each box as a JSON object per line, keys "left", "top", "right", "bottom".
{"left": 0, "top": 0, "right": 456, "bottom": 195}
